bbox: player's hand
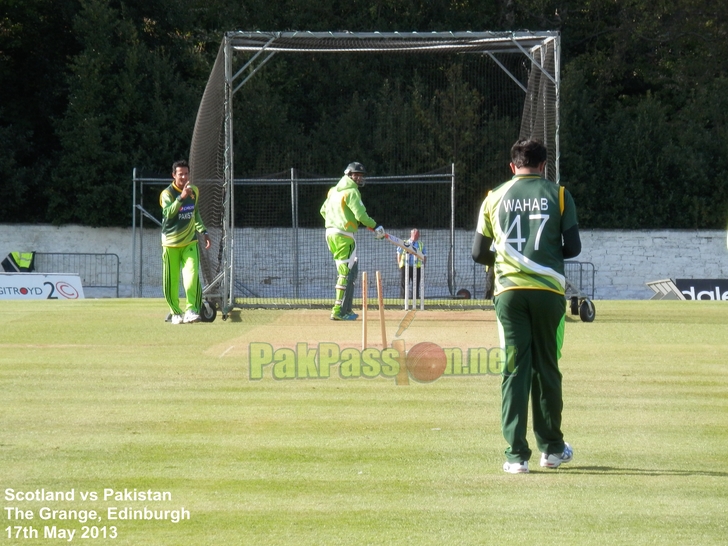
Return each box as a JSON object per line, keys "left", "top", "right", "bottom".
{"left": 180, "top": 183, "right": 193, "bottom": 200}
{"left": 202, "top": 233, "right": 211, "bottom": 250}
{"left": 374, "top": 226, "right": 386, "bottom": 240}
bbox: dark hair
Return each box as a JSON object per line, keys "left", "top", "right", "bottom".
{"left": 172, "top": 159, "right": 189, "bottom": 173}
{"left": 510, "top": 139, "right": 547, "bottom": 168}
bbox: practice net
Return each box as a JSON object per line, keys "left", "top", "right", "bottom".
{"left": 146, "top": 31, "right": 560, "bottom": 315}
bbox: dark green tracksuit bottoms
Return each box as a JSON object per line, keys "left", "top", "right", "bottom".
{"left": 494, "top": 289, "right": 567, "bottom": 463}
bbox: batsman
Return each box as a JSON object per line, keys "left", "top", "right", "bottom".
{"left": 320, "top": 162, "right": 385, "bottom": 320}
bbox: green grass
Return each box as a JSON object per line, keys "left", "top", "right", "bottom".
{"left": 1, "top": 299, "right": 727, "bottom": 545}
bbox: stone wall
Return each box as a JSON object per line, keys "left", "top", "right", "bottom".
{"left": 1, "top": 224, "right": 726, "bottom": 299}
{"left": 578, "top": 230, "right": 728, "bottom": 299}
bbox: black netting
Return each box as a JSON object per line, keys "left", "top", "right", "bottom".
{"left": 142, "top": 31, "right": 560, "bottom": 311}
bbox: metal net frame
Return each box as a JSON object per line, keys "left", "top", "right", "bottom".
{"left": 182, "top": 31, "right": 561, "bottom": 317}
{"left": 131, "top": 168, "right": 455, "bottom": 303}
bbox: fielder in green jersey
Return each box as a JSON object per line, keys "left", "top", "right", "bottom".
{"left": 160, "top": 160, "right": 211, "bottom": 325}
{"left": 320, "top": 162, "right": 385, "bottom": 320}
{"left": 472, "top": 139, "right": 581, "bottom": 474}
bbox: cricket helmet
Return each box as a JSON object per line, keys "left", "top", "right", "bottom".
{"left": 344, "top": 162, "right": 366, "bottom": 186}
{"left": 344, "top": 162, "right": 366, "bottom": 175}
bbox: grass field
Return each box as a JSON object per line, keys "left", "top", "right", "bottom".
{"left": 1, "top": 299, "right": 727, "bottom": 545}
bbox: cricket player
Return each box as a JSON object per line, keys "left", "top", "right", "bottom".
{"left": 320, "top": 162, "right": 385, "bottom": 320}
{"left": 160, "top": 160, "right": 211, "bottom": 324}
{"left": 472, "top": 139, "right": 581, "bottom": 473}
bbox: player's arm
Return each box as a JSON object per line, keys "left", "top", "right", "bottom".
{"left": 192, "top": 187, "right": 207, "bottom": 232}
{"left": 472, "top": 232, "right": 495, "bottom": 266}
{"left": 562, "top": 226, "right": 581, "bottom": 259}
{"left": 160, "top": 189, "right": 182, "bottom": 219}
{"left": 561, "top": 190, "right": 581, "bottom": 259}
{"left": 190, "top": 187, "right": 211, "bottom": 249}
{"left": 346, "top": 190, "right": 376, "bottom": 229}
{"left": 472, "top": 198, "right": 495, "bottom": 266}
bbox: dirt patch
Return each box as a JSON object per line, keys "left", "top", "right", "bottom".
{"left": 209, "top": 308, "right": 500, "bottom": 358}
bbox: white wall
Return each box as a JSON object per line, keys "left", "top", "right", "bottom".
{"left": 0, "top": 225, "right": 135, "bottom": 297}
{"left": 577, "top": 230, "right": 728, "bottom": 300}
{"left": 2, "top": 224, "right": 727, "bottom": 300}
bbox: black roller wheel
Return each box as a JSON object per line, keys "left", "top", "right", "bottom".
{"left": 200, "top": 301, "right": 217, "bottom": 323}
{"left": 570, "top": 296, "right": 579, "bottom": 315}
{"left": 579, "top": 299, "right": 596, "bottom": 322}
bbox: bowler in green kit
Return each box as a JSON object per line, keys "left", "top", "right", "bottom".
{"left": 472, "top": 139, "right": 582, "bottom": 473}
{"left": 160, "top": 160, "right": 211, "bottom": 325}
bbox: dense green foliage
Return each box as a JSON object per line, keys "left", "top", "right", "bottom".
{"left": 2, "top": 0, "right": 727, "bottom": 227}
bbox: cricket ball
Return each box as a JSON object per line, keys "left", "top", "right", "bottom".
{"left": 406, "top": 342, "right": 447, "bottom": 383}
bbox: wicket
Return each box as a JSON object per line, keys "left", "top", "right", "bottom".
{"left": 377, "top": 270, "right": 387, "bottom": 348}
{"left": 403, "top": 259, "right": 425, "bottom": 311}
{"left": 361, "top": 270, "right": 387, "bottom": 350}
{"left": 368, "top": 227, "right": 425, "bottom": 310}
{"left": 361, "top": 271, "right": 368, "bottom": 350}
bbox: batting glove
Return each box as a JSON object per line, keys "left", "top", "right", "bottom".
{"left": 374, "top": 226, "right": 386, "bottom": 239}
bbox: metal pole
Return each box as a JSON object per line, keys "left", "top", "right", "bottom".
{"left": 139, "top": 175, "right": 145, "bottom": 297}
{"left": 554, "top": 35, "right": 561, "bottom": 185}
{"left": 450, "top": 162, "right": 456, "bottom": 296}
{"left": 131, "top": 168, "right": 137, "bottom": 297}
{"left": 224, "top": 34, "right": 236, "bottom": 315}
{"left": 291, "top": 168, "right": 299, "bottom": 299}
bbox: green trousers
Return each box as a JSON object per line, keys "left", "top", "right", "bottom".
{"left": 494, "top": 289, "right": 567, "bottom": 463}
{"left": 162, "top": 243, "right": 202, "bottom": 315}
{"left": 326, "top": 233, "right": 356, "bottom": 315}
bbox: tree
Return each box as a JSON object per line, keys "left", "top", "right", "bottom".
{"left": 49, "top": 0, "right": 209, "bottom": 225}
{"left": 5, "top": 0, "right": 728, "bottom": 228}
{"left": 558, "top": 0, "right": 728, "bottom": 227}
{"left": 0, "top": 0, "right": 80, "bottom": 222}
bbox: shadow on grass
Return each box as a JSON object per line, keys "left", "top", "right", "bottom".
{"left": 561, "top": 466, "right": 728, "bottom": 477}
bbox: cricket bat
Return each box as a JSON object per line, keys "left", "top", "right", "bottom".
{"left": 369, "top": 228, "right": 424, "bottom": 260}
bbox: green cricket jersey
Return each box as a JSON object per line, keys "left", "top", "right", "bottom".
{"left": 476, "top": 174, "right": 578, "bottom": 295}
{"left": 160, "top": 183, "right": 207, "bottom": 247}
{"left": 320, "top": 175, "right": 377, "bottom": 233}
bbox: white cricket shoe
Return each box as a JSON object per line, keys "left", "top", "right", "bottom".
{"left": 170, "top": 314, "right": 184, "bottom": 325}
{"left": 503, "top": 461, "right": 529, "bottom": 474}
{"left": 183, "top": 310, "right": 201, "bottom": 323}
{"left": 540, "top": 443, "right": 573, "bottom": 469}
